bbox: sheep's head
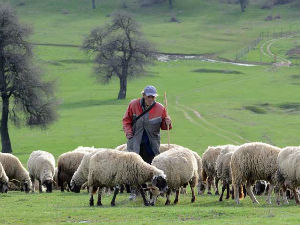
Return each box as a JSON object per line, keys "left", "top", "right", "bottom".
{"left": 149, "top": 174, "right": 168, "bottom": 205}
{"left": 21, "top": 179, "right": 32, "bottom": 193}
{"left": 43, "top": 179, "right": 53, "bottom": 193}
{"left": 70, "top": 179, "right": 81, "bottom": 193}
{"left": 0, "top": 181, "right": 8, "bottom": 193}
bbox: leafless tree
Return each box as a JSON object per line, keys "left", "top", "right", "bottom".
{"left": 0, "top": 4, "right": 58, "bottom": 153}
{"left": 82, "top": 11, "right": 154, "bottom": 99}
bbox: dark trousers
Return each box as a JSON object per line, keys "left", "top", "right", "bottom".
{"left": 140, "top": 143, "right": 155, "bottom": 164}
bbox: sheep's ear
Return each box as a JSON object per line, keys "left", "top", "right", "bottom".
{"left": 152, "top": 176, "right": 158, "bottom": 186}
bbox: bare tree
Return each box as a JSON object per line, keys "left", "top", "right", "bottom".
{"left": 239, "top": 0, "right": 248, "bottom": 12}
{"left": 82, "top": 11, "right": 154, "bottom": 99}
{"left": 0, "top": 4, "right": 58, "bottom": 153}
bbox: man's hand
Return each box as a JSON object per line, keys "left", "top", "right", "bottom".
{"left": 165, "top": 116, "right": 171, "bottom": 126}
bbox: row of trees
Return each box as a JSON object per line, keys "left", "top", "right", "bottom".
{"left": 0, "top": 4, "right": 153, "bottom": 153}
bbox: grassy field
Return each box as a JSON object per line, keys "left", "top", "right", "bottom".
{"left": 0, "top": 0, "right": 300, "bottom": 224}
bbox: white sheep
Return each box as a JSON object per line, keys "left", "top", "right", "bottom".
{"left": 151, "top": 147, "right": 198, "bottom": 205}
{"left": 231, "top": 142, "right": 281, "bottom": 204}
{"left": 114, "top": 144, "right": 127, "bottom": 151}
{"left": 0, "top": 162, "right": 9, "bottom": 193}
{"left": 276, "top": 146, "right": 300, "bottom": 205}
{"left": 0, "top": 153, "right": 32, "bottom": 193}
{"left": 202, "top": 145, "right": 236, "bottom": 195}
{"left": 27, "top": 150, "right": 55, "bottom": 193}
{"left": 87, "top": 149, "right": 168, "bottom": 207}
{"left": 215, "top": 145, "right": 239, "bottom": 201}
{"left": 70, "top": 148, "right": 114, "bottom": 193}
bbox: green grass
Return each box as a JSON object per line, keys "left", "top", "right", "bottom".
{"left": 0, "top": 191, "right": 299, "bottom": 225}
{"left": 0, "top": 0, "right": 300, "bottom": 224}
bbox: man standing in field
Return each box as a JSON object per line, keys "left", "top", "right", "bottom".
{"left": 122, "top": 85, "right": 172, "bottom": 164}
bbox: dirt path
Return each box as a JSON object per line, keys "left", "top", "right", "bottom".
{"left": 175, "top": 98, "right": 251, "bottom": 145}
{"left": 260, "top": 36, "right": 293, "bottom": 66}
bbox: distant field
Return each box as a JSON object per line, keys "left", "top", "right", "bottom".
{"left": 0, "top": 0, "right": 299, "bottom": 224}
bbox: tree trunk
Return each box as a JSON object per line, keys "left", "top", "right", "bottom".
{"left": 92, "top": 0, "right": 96, "bottom": 9}
{"left": 1, "top": 95, "right": 12, "bottom": 153}
{"left": 118, "top": 75, "right": 127, "bottom": 100}
{"left": 169, "top": 0, "right": 173, "bottom": 9}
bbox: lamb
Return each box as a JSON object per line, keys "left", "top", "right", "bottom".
{"left": 276, "top": 146, "right": 300, "bottom": 205}
{"left": 0, "top": 162, "right": 9, "bottom": 193}
{"left": 27, "top": 150, "right": 55, "bottom": 193}
{"left": 0, "top": 153, "right": 32, "bottom": 193}
{"left": 70, "top": 148, "right": 114, "bottom": 193}
{"left": 215, "top": 145, "right": 239, "bottom": 201}
{"left": 202, "top": 145, "right": 236, "bottom": 195}
{"left": 57, "top": 148, "right": 91, "bottom": 192}
{"left": 87, "top": 149, "right": 168, "bottom": 207}
{"left": 231, "top": 142, "right": 281, "bottom": 204}
{"left": 151, "top": 147, "right": 198, "bottom": 205}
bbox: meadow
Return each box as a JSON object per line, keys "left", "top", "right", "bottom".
{"left": 0, "top": 0, "right": 299, "bottom": 224}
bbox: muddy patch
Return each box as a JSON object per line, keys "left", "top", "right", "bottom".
{"left": 192, "top": 68, "right": 243, "bottom": 74}
{"left": 244, "top": 102, "right": 300, "bottom": 114}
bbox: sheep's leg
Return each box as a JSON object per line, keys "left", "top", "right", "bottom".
{"left": 219, "top": 183, "right": 226, "bottom": 202}
{"left": 165, "top": 189, "right": 171, "bottom": 205}
{"left": 38, "top": 180, "right": 42, "bottom": 193}
{"left": 120, "top": 184, "right": 124, "bottom": 194}
{"left": 174, "top": 189, "right": 180, "bottom": 204}
{"left": 207, "top": 176, "right": 213, "bottom": 195}
{"left": 139, "top": 186, "right": 149, "bottom": 206}
{"left": 215, "top": 177, "right": 220, "bottom": 195}
{"left": 190, "top": 185, "right": 196, "bottom": 203}
{"left": 266, "top": 183, "right": 274, "bottom": 204}
{"left": 89, "top": 186, "right": 98, "bottom": 207}
{"left": 233, "top": 184, "right": 240, "bottom": 204}
{"left": 111, "top": 186, "right": 119, "bottom": 206}
{"left": 293, "top": 188, "right": 300, "bottom": 205}
{"left": 226, "top": 183, "right": 230, "bottom": 199}
{"left": 97, "top": 188, "right": 103, "bottom": 206}
{"left": 30, "top": 176, "right": 35, "bottom": 193}
{"left": 246, "top": 182, "right": 259, "bottom": 204}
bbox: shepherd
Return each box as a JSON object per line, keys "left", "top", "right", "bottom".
{"left": 122, "top": 85, "right": 172, "bottom": 164}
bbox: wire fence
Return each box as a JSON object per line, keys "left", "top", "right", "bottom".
{"left": 235, "top": 29, "right": 300, "bottom": 62}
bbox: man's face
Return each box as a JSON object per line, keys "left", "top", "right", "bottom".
{"left": 143, "top": 94, "right": 156, "bottom": 106}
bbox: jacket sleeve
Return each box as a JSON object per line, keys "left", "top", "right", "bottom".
{"left": 161, "top": 107, "right": 172, "bottom": 130}
{"left": 122, "top": 103, "right": 134, "bottom": 138}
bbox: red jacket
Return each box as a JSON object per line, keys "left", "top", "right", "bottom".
{"left": 122, "top": 98, "right": 172, "bottom": 139}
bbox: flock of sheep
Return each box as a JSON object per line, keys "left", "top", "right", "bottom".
{"left": 0, "top": 142, "right": 299, "bottom": 207}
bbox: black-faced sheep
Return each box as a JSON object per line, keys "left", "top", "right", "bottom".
{"left": 87, "top": 150, "right": 167, "bottom": 207}
{"left": 231, "top": 142, "right": 281, "bottom": 204}
{"left": 27, "top": 150, "right": 55, "bottom": 193}
{"left": 151, "top": 147, "right": 198, "bottom": 205}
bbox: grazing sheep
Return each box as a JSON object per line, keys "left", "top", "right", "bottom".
{"left": 0, "top": 162, "right": 9, "bottom": 193}
{"left": 57, "top": 149, "right": 90, "bottom": 192}
{"left": 202, "top": 145, "right": 236, "bottom": 195}
{"left": 0, "top": 153, "right": 32, "bottom": 193}
{"left": 276, "top": 146, "right": 300, "bottom": 205}
{"left": 231, "top": 142, "right": 281, "bottom": 204}
{"left": 27, "top": 150, "right": 55, "bottom": 193}
{"left": 151, "top": 147, "right": 198, "bottom": 205}
{"left": 215, "top": 146, "right": 239, "bottom": 201}
{"left": 70, "top": 148, "right": 114, "bottom": 193}
{"left": 160, "top": 144, "right": 205, "bottom": 195}
{"left": 88, "top": 150, "right": 167, "bottom": 207}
